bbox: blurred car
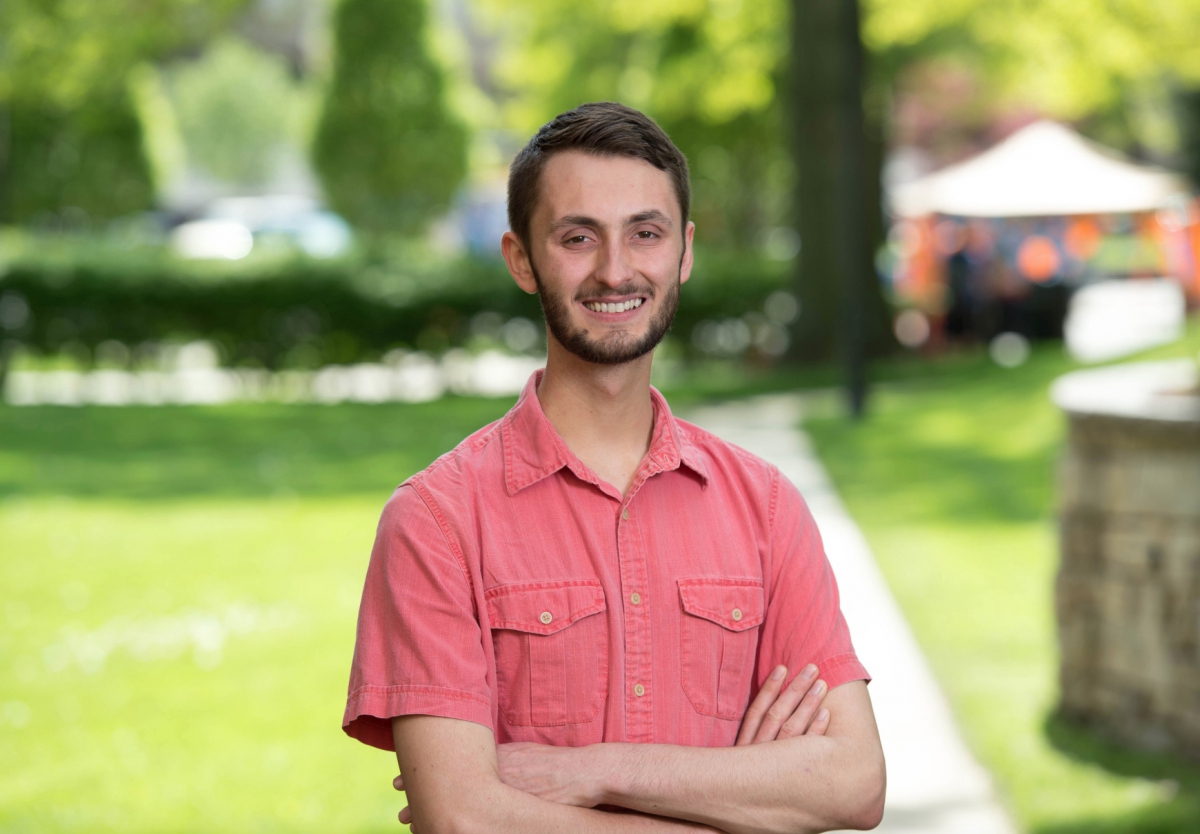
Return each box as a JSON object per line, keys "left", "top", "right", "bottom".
{"left": 171, "top": 195, "right": 352, "bottom": 260}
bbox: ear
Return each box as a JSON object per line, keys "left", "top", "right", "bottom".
{"left": 501, "top": 231, "right": 538, "bottom": 294}
{"left": 679, "top": 221, "right": 696, "bottom": 286}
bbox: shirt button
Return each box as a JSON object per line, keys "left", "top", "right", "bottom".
{"left": 621, "top": 508, "right": 630, "bottom": 521}
{"left": 539, "top": 611, "right": 553, "bottom": 624}
{"left": 634, "top": 683, "right": 645, "bottom": 697}
{"left": 731, "top": 608, "right": 743, "bottom": 621}
{"left": 630, "top": 592, "right": 641, "bottom": 605}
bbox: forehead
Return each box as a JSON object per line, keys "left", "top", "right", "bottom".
{"left": 534, "top": 150, "right": 680, "bottom": 227}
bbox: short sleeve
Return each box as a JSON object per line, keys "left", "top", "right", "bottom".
{"left": 757, "top": 471, "right": 870, "bottom": 694}
{"left": 343, "top": 485, "right": 492, "bottom": 751}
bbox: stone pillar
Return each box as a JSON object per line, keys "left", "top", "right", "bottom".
{"left": 1053, "top": 360, "right": 1200, "bottom": 752}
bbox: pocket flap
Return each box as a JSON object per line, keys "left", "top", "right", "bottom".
{"left": 486, "top": 580, "right": 606, "bottom": 635}
{"left": 678, "top": 578, "right": 765, "bottom": 632}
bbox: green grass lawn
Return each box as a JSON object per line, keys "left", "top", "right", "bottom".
{"left": 4, "top": 328, "right": 1199, "bottom": 833}
{"left": 0, "top": 398, "right": 515, "bottom": 833}
{"left": 805, "top": 323, "right": 1200, "bottom": 834}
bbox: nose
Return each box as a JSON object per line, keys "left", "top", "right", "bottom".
{"left": 592, "top": 236, "right": 635, "bottom": 289}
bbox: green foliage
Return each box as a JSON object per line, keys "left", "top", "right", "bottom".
{"left": 313, "top": 0, "right": 468, "bottom": 236}
{"left": 0, "top": 253, "right": 536, "bottom": 368}
{"left": 477, "top": 0, "right": 791, "bottom": 250}
{"left": 0, "top": 90, "right": 155, "bottom": 225}
{"left": 0, "top": 0, "right": 248, "bottom": 221}
{"left": 864, "top": 0, "right": 1200, "bottom": 120}
{"left": 0, "top": 241, "right": 790, "bottom": 366}
{"left": 170, "top": 36, "right": 316, "bottom": 186}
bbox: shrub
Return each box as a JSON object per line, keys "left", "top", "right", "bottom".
{"left": 0, "top": 240, "right": 795, "bottom": 369}
{"left": 312, "top": 0, "right": 468, "bottom": 236}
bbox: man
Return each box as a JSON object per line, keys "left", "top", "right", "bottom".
{"left": 344, "top": 102, "right": 885, "bottom": 834}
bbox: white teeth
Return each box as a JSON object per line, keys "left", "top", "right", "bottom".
{"left": 586, "top": 298, "right": 644, "bottom": 313}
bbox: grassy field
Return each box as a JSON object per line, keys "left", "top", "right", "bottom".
{"left": 0, "top": 398, "right": 516, "bottom": 833}
{"left": 805, "top": 324, "right": 1200, "bottom": 834}
{"left": 4, "top": 332, "right": 1199, "bottom": 832}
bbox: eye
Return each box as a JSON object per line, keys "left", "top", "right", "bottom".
{"left": 564, "top": 234, "right": 592, "bottom": 245}
{"left": 634, "top": 230, "right": 659, "bottom": 240}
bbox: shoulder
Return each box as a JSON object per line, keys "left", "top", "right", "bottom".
{"left": 674, "top": 416, "right": 780, "bottom": 484}
{"left": 673, "top": 415, "right": 813, "bottom": 527}
{"left": 402, "top": 417, "right": 505, "bottom": 493}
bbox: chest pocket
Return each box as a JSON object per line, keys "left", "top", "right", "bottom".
{"left": 486, "top": 580, "right": 608, "bottom": 727}
{"left": 678, "top": 578, "right": 765, "bottom": 720}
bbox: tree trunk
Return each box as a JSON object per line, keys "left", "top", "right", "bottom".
{"left": 789, "top": 0, "right": 893, "bottom": 413}
{"left": 789, "top": 0, "right": 841, "bottom": 362}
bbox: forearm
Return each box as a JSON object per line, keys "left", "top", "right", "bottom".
{"left": 444, "top": 781, "right": 721, "bottom": 834}
{"left": 392, "top": 715, "right": 721, "bottom": 834}
{"left": 579, "top": 682, "right": 884, "bottom": 834}
{"left": 591, "top": 734, "right": 880, "bottom": 834}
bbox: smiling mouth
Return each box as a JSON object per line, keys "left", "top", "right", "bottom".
{"left": 582, "top": 298, "right": 644, "bottom": 313}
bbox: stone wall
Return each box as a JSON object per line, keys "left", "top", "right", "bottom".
{"left": 1056, "top": 364, "right": 1200, "bottom": 753}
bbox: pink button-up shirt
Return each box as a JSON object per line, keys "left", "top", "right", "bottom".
{"left": 344, "top": 371, "right": 868, "bottom": 751}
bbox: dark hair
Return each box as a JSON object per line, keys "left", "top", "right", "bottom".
{"left": 507, "top": 102, "right": 691, "bottom": 251}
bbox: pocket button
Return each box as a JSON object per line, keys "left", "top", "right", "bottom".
{"left": 731, "top": 608, "right": 743, "bottom": 621}
{"left": 539, "top": 611, "right": 553, "bottom": 624}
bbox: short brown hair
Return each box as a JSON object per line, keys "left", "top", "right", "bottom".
{"left": 507, "top": 102, "right": 691, "bottom": 251}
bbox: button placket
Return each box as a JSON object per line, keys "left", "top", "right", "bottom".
{"left": 617, "top": 496, "right": 654, "bottom": 743}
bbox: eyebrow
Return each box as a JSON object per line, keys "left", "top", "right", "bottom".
{"left": 548, "top": 210, "right": 676, "bottom": 234}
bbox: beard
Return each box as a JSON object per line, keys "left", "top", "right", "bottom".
{"left": 532, "top": 262, "right": 681, "bottom": 366}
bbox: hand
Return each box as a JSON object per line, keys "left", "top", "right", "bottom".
{"left": 393, "top": 743, "right": 600, "bottom": 827}
{"left": 735, "top": 663, "right": 830, "bottom": 745}
{"left": 496, "top": 741, "right": 601, "bottom": 807}
{"left": 394, "top": 775, "right": 414, "bottom": 829}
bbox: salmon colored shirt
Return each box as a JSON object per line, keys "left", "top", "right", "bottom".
{"left": 344, "top": 371, "right": 868, "bottom": 751}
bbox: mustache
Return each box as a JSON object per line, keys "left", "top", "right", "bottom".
{"left": 575, "top": 282, "right": 653, "bottom": 301}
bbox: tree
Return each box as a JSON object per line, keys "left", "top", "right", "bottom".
{"left": 475, "top": 0, "right": 792, "bottom": 251}
{"left": 0, "top": 0, "right": 247, "bottom": 223}
{"left": 313, "top": 0, "right": 468, "bottom": 237}
{"left": 790, "top": 0, "right": 893, "bottom": 410}
{"left": 171, "top": 36, "right": 313, "bottom": 186}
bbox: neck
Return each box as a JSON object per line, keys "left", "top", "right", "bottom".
{"left": 536, "top": 338, "right": 656, "bottom": 497}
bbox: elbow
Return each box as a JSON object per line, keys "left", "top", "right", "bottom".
{"left": 412, "top": 800, "right": 495, "bottom": 834}
{"left": 841, "top": 750, "right": 886, "bottom": 831}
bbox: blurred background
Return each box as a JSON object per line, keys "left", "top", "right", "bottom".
{"left": 3, "top": 0, "right": 1200, "bottom": 831}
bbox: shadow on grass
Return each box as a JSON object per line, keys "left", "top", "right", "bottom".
{"left": 0, "top": 398, "right": 516, "bottom": 500}
{"left": 1034, "top": 712, "right": 1200, "bottom": 834}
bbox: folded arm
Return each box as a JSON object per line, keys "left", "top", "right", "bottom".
{"left": 496, "top": 681, "right": 883, "bottom": 834}
{"left": 392, "top": 715, "right": 722, "bottom": 834}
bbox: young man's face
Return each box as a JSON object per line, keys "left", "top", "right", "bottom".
{"left": 506, "top": 150, "right": 695, "bottom": 365}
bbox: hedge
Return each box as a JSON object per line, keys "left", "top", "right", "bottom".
{"left": 0, "top": 243, "right": 794, "bottom": 370}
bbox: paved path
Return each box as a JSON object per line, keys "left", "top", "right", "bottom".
{"left": 687, "top": 394, "right": 1017, "bottom": 834}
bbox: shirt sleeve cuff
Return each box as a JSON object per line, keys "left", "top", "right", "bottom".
{"left": 814, "top": 652, "right": 871, "bottom": 690}
{"left": 343, "top": 684, "right": 494, "bottom": 751}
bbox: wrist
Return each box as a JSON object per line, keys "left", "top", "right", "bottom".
{"left": 587, "top": 742, "right": 626, "bottom": 806}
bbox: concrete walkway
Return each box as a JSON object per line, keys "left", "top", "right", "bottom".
{"left": 687, "top": 395, "right": 1017, "bottom": 834}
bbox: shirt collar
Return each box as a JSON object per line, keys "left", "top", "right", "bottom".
{"left": 502, "top": 369, "right": 709, "bottom": 496}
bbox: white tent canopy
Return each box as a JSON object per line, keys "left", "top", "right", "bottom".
{"left": 890, "top": 121, "right": 1190, "bottom": 218}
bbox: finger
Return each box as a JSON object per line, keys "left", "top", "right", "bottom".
{"left": 393, "top": 774, "right": 405, "bottom": 791}
{"left": 778, "top": 679, "right": 828, "bottom": 740}
{"left": 736, "top": 665, "right": 787, "bottom": 745}
{"left": 398, "top": 805, "right": 412, "bottom": 824}
{"left": 753, "top": 664, "right": 819, "bottom": 743}
{"left": 807, "top": 708, "right": 830, "bottom": 736}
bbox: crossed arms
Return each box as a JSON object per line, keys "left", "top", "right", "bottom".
{"left": 389, "top": 667, "right": 885, "bottom": 834}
